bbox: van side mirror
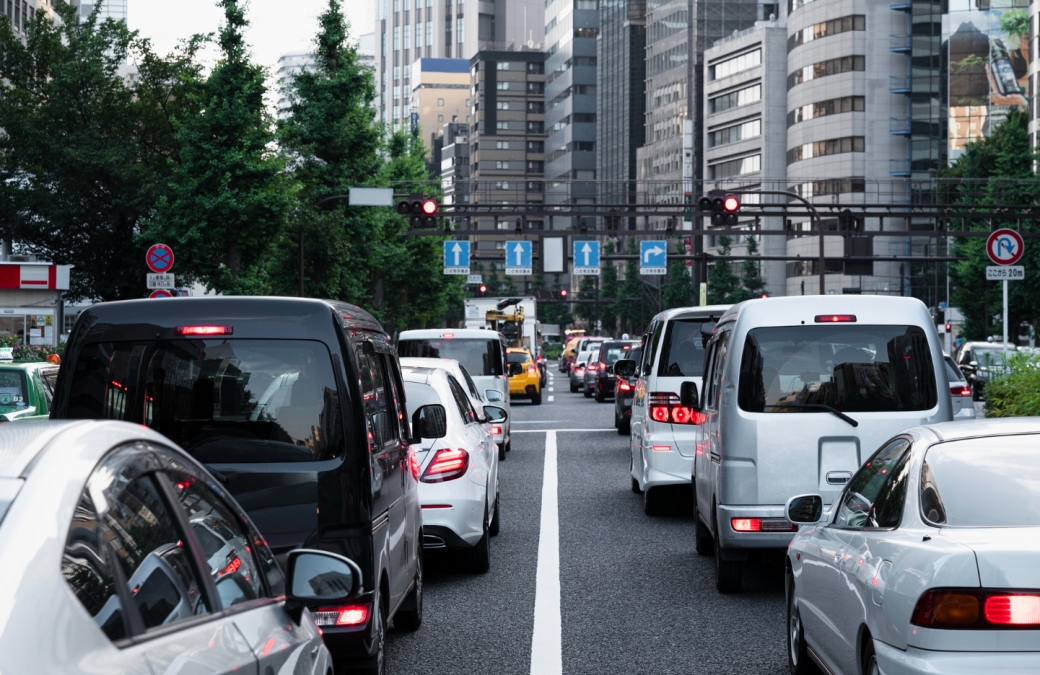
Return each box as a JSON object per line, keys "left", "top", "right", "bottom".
{"left": 613, "top": 359, "right": 637, "bottom": 378}
{"left": 785, "top": 494, "right": 824, "bottom": 525}
{"left": 485, "top": 389, "right": 504, "bottom": 403}
{"left": 284, "top": 549, "right": 363, "bottom": 625}
{"left": 412, "top": 404, "right": 447, "bottom": 439}
{"left": 483, "top": 405, "right": 508, "bottom": 423}
{"left": 700, "top": 321, "right": 717, "bottom": 338}
{"left": 680, "top": 381, "right": 699, "bottom": 410}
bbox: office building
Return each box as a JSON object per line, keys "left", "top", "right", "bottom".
{"left": 77, "top": 0, "right": 125, "bottom": 21}
{"left": 3, "top": 0, "right": 49, "bottom": 36}
{"left": 436, "top": 121, "right": 471, "bottom": 206}
{"left": 411, "top": 57, "right": 471, "bottom": 166}
{"left": 275, "top": 51, "right": 316, "bottom": 117}
{"left": 358, "top": 32, "right": 376, "bottom": 70}
{"left": 373, "top": 0, "right": 542, "bottom": 130}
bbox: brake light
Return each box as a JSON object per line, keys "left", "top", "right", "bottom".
{"left": 491, "top": 425, "right": 503, "bottom": 435}
{"left": 175, "top": 325, "right": 233, "bottom": 336}
{"left": 651, "top": 445, "right": 672, "bottom": 453}
{"left": 618, "top": 381, "right": 632, "bottom": 392}
{"left": 576, "top": 367, "right": 585, "bottom": 375}
{"left": 951, "top": 385, "right": 972, "bottom": 397}
{"left": 732, "top": 518, "right": 761, "bottom": 532}
{"left": 421, "top": 448, "right": 469, "bottom": 482}
{"left": 313, "top": 605, "right": 370, "bottom": 627}
{"left": 409, "top": 451, "right": 420, "bottom": 480}
{"left": 648, "top": 392, "right": 705, "bottom": 425}
{"left": 528, "top": 365, "right": 538, "bottom": 375}
{"left": 442, "top": 333, "right": 455, "bottom": 338}
{"left": 912, "top": 590, "right": 1040, "bottom": 629}
{"left": 814, "top": 315, "right": 856, "bottom": 323}
{"left": 730, "top": 517, "right": 796, "bottom": 532}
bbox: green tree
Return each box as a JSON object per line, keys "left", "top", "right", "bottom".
{"left": 662, "top": 240, "right": 696, "bottom": 309}
{"left": 617, "top": 238, "right": 649, "bottom": 334}
{"left": 574, "top": 275, "right": 598, "bottom": 324}
{"left": 741, "top": 235, "right": 767, "bottom": 298}
{"left": 707, "top": 236, "right": 745, "bottom": 304}
{"left": 0, "top": 3, "right": 204, "bottom": 300}
{"left": 147, "top": 0, "right": 297, "bottom": 294}
{"left": 600, "top": 240, "right": 619, "bottom": 333}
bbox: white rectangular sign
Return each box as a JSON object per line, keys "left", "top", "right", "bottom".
{"left": 348, "top": 187, "right": 394, "bottom": 207}
{"left": 147, "top": 273, "right": 176, "bottom": 289}
{"left": 986, "top": 265, "right": 1025, "bottom": 281}
{"left": 466, "top": 274, "right": 483, "bottom": 284}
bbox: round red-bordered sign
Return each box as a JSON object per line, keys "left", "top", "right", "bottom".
{"left": 149, "top": 289, "right": 173, "bottom": 299}
{"left": 146, "top": 244, "right": 175, "bottom": 273}
{"left": 986, "top": 229, "right": 1025, "bottom": 266}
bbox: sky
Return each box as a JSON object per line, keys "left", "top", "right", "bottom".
{"left": 128, "top": 0, "right": 375, "bottom": 71}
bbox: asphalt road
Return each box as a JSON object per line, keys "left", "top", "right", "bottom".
{"left": 387, "top": 365, "right": 788, "bottom": 675}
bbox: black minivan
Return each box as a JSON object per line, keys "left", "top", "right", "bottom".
{"left": 51, "top": 297, "right": 437, "bottom": 675}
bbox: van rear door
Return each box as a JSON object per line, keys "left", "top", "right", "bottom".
{"left": 648, "top": 318, "right": 710, "bottom": 457}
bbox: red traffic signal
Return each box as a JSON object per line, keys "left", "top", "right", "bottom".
{"left": 478, "top": 284, "right": 488, "bottom": 297}
{"left": 560, "top": 289, "right": 568, "bottom": 298}
{"left": 723, "top": 196, "right": 740, "bottom": 213}
{"left": 945, "top": 322, "right": 952, "bottom": 332}
{"left": 396, "top": 195, "right": 439, "bottom": 228}
{"left": 422, "top": 199, "right": 438, "bottom": 215}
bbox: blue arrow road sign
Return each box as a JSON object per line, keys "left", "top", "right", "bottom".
{"left": 573, "top": 240, "right": 600, "bottom": 275}
{"left": 640, "top": 241, "right": 668, "bottom": 275}
{"left": 443, "top": 240, "right": 471, "bottom": 275}
{"left": 505, "top": 241, "right": 533, "bottom": 275}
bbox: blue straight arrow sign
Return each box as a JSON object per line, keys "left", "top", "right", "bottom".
{"left": 443, "top": 240, "right": 471, "bottom": 275}
{"left": 573, "top": 240, "right": 600, "bottom": 275}
{"left": 505, "top": 241, "right": 533, "bottom": 275}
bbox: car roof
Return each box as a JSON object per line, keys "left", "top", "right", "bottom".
{"left": 402, "top": 366, "right": 437, "bottom": 383}
{"left": 0, "top": 361, "right": 58, "bottom": 371}
{"left": 966, "top": 342, "right": 1016, "bottom": 348}
{"left": 914, "top": 418, "right": 1040, "bottom": 444}
{"left": 650, "top": 305, "right": 732, "bottom": 324}
{"left": 399, "top": 328, "right": 503, "bottom": 340}
{"left": 718, "top": 295, "right": 930, "bottom": 327}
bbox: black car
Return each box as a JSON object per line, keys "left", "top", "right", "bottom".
{"left": 613, "top": 346, "right": 642, "bottom": 434}
{"left": 589, "top": 341, "right": 640, "bottom": 403}
{"left": 51, "top": 297, "right": 442, "bottom": 675}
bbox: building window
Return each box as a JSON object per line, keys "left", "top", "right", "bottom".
{"left": 457, "top": 17, "right": 464, "bottom": 43}
{"left": 496, "top": 62, "right": 511, "bottom": 70}
{"left": 788, "top": 15, "right": 865, "bottom": 51}
{"left": 709, "top": 154, "right": 761, "bottom": 179}
{"left": 438, "top": 98, "right": 445, "bottom": 106}
{"left": 496, "top": 141, "right": 509, "bottom": 149}
{"left": 574, "top": 27, "right": 598, "bottom": 38}
{"left": 496, "top": 81, "right": 510, "bottom": 90}
{"left": 497, "top": 101, "right": 510, "bottom": 110}
{"left": 496, "top": 161, "right": 509, "bottom": 169}
{"left": 708, "top": 84, "right": 761, "bottom": 114}
{"left": 527, "top": 141, "right": 544, "bottom": 153}
{"left": 438, "top": 114, "right": 444, "bottom": 122}
{"left": 787, "top": 136, "right": 865, "bottom": 163}
{"left": 788, "top": 55, "right": 865, "bottom": 89}
{"left": 788, "top": 177, "right": 866, "bottom": 198}
{"left": 403, "top": 24, "right": 410, "bottom": 47}
{"left": 788, "top": 96, "right": 865, "bottom": 126}
{"left": 708, "top": 119, "right": 762, "bottom": 147}
{"left": 426, "top": 21, "right": 432, "bottom": 46}
{"left": 495, "top": 182, "right": 511, "bottom": 190}
{"left": 575, "top": 0, "right": 597, "bottom": 8}
{"left": 394, "top": 0, "right": 400, "bottom": 11}
{"left": 497, "top": 121, "right": 510, "bottom": 130}
{"left": 710, "top": 49, "right": 761, "bottom": 80}
{"left": 393, "top": 26, "right": 400, "bottom": 50}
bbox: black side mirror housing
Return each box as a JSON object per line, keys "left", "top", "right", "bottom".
{"left": 680, "top": 381, "right": 699, "bottom": 409}
{"left": 484, "top": 405, "right": 508, "bottom": 423}
{"left": 412, "top": 404, "right": 448, "bottom": 440}
{"left": 284, "top": 549, "right": 363, "bottom": 625}
{"left": 785, "top": 494, "right": 824, "bottom": 525}
{"left": 613, "top": 359, "right": 637, "bottom": 378}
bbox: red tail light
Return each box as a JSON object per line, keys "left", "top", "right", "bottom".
{"left": 912, "top": 590, "right": 1040, "bottom": 629}
{"left": 814, "top": 315, "right": 856, "bottom": 323}
{"left": 649, "top": 392, "right": 704, "bottom": 425}
{"left": 951, "top": 385, "right": 972, "bottom": 397}
{"left": 219, "top": 555, "right": 242, "bottom": 577}
{"left": 175, "top": 325, "right": 233, "bottom": 336}
{"left": 527, "top": 364, "right": 538, "bottom": 375}
{"left": 731, "top": 517, "right": 797, "bottom": 533}
{"left": 313, "top": 605, "right": 370, "bottom": 627}
{"left": 575, "top": 367, "right": 585, "bottom": 375}
{"left": 409, "top": 451, "right": 420, "bottom": 481}
{"left": 491, "top": 425, "right": 503, "bottom": 435}
{"left": 732, "top": 518, "right": 761, "bottom": 532}
{"left": 421, "top": 448, "right": 469, "bottom": 482}
{"left": 618, "top": 381, "right": 632, "bottom": 392}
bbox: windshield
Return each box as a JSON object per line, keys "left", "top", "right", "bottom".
{"left": 738, "top": 325, "right": 937, "bottom": 413}
{"left": 0, "top": 369, "right": 28, "bottom": 410}
{"left": 921, "top": 436, "right": 1040, "bottom": 527}
{"left": 657, "top": 320, "right": 707, "bottom": 377}
{"left": 398, "top": 339, "right": 503, "bottom": 377}
{"left": 600, "top": 342, "right": 634, "bottom": 365}
{"left": 64, "top": 339, "right": 343, "bottom": 463}
{"left": 973, "top": 348, "right": 1008, "bottom": 366}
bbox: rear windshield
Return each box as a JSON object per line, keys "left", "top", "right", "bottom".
{"left": 972, "top": 348, "right": 1009, "bottom": 366}
{"left": 599, "top": 342, "right": 635, "bottom": 365}
{"left": 738, "top": 325, "right": 937, "bottom": 413}
{"left": 506, "top": 352, "right": 530, "bottom": 364}
{"left": 944, "top": 357, "right": 964, "bottom": 384}
{"left": 657, "top": 320, "right": 707, "bottom": 377}
{"left": 64, "top": 340, "right": 343, "bottom": 463}
{"left": 398, "top": 339, "right": 503, "bottom": 377}
{"left": 921, "top": 436, "right": 1040, "bottom": 527}
{"left": 403, "top": 380, "right": 442, "bottom": 411}
{"left": 0, "top": 369, "right": 29, "bottom": 411}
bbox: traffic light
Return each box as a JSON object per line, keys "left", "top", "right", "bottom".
{"left": 699, "top": 192, "right": 740, "bottom": 226}
{"left": 396, "top": 194, "right": 438, "bottom": 228}
{"left": 945, "top": 322, "right": 952, "bottom": 333}
{"left": 560, "top": 289, "right": 568, "bottom": 299}
{"left": 478, "top": 284, "right": 488, "bottom": 297}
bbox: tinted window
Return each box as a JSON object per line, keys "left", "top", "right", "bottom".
{"left": 598, "top": 342, "right": 635, "bottom": 365}
{"left": 944, "top": 357, "right": 964, "bottom": 384}
{"left": 738, "top": 325, "right": 938, "bottom": 413}
{"left": 507, "top": 352, "right": 530, "bottom": 364}
{"left": 65, "top": 340, "right": 342, "bottom": 463}
{"left": 398, "top": 338, "right": 504, "bottom": 376}
{"left": 921, "top": 436, "right": 1040, "bottom": 527}
{"left": 40, "top": 367, "right": 59, "bottom": 407}
{"left": 657, "top": 320, "right": 707, "bottom": 377}
{"left": 834, "top": 438, "right": 911, "bottom": 529}
{"left": 0, "top": 369, "right": 28, "bottom": 411}
{"left": 447, "top": 376, "right": 477, "bottom": 423}
{"left": 357, "top": 351, "right": 395, "bottom": 448}
{"left": 403, "top": 380, "right": 442, "bottom": 412}
{"left": 62, "top": 489, "right": 127, "bottom": 641}
{"left": 972, "top": 348, "right": 1009, "bottom": 366}
{"left": 458, "top": 365, "right": 481, "bottom": 400}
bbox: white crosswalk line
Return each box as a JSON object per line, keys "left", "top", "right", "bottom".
{"left": 530, "top": 430, "right": 562, "bottom": 675}
{"left": 548, "top": 395, "right": 554, "bottom": 402}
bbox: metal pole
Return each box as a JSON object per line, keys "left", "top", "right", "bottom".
{"left": 1003, "top": 278, "right": 1009, "bottom": 362}
{"left": 298, "top": 227, "right": 305, "bottom": 298}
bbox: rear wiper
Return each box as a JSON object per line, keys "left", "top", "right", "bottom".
{"left": 764, "top": 404, "right": 859, "bottom": 427}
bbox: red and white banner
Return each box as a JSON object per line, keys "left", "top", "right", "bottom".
{"left": 0, "top": 264, "right": 72, "bottom": 291}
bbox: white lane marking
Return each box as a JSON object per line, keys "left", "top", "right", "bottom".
{"left": 514, "top": 428, "right": 615, "bottom": 433}
{"left": 531, "top": 430, "right": 562, "bottom": 675}
{"left": 548, "top": 387, "right": 554, "bottom": 392}
{"left": 548, "top": 396, "right": 554, "bottom": 402}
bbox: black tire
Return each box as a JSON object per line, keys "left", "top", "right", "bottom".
{"left": 694, "top": 507, "right": 714, "bottom": 557}
{"left": 352, "top": 588, "right": 387, "bottom": 675}
{"left": 505, "top": 438, "right": 511, "bottom": 452}
{"left": 643, "top": 486, "right": 668, "bottom": 515}
{"left": 583, "top": 386, "right": 592, "bottom": 398}
{"left": 631, "top": 476, "right": 642, "bottom": 494}
{"left": 489, "top": 493, "right": 500, "bottom": 536}
{"left": 468, "top": 509, "right": 491, "bottom": 573}
{"left": 862, "top": 637, "right": 878, "bottom": 675}
{"left": 394, "top": 552, "right": 423, "bottom": 631}
{"left": 595, "top": 388, "right": 605, "bottom": 403}
{"left": 498, "top": 442, "right": 506, "bottom": 461}
{"left": 530, "top": 389, "right": 543, "bottom": 405}
{"left": 714, "top": 534, "right": 743, "bottom": 594}
{"left": 570, "top": 382, "right": 578, "bottom": 393}
{"left": 787, "top": 573, "right": 816, "bottom": 675}
{"left": 614, "top": 411, "right": 620, "bottom": 429}
{"left": 619, "top": 419, "right": 630, "bottom": 435}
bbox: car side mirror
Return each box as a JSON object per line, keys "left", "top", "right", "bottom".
{"left": 969, "top": 361, "right": 978, "bottom": 367}
{"left": 700, "top": 321, "right": 717, "bottom": 338}
{"left": 284, "top": 549, "right": 363, "bottom": 625}
{"left": 485, "top": 389, "right": 504, "bottom": 403}
{"left": 613, "top": 359, "right": 637, "bottom": 378}
{"left": 785, "top": 494, "right": 824, "bottom": 525}
{"left": 412, "top": 404, "right": 447, "bottom": 439}
{"left": 483, "top": 405, "right": 507, "bottom": 423}
{"left": 680, "top": 381, "right": 699, "bottom": 410}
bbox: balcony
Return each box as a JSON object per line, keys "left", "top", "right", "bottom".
{"left": 889, "top": 116, "right": 912, "bottom": 135}
{"left": 889, "top": 34, "right": 912, "bottom": 53}
{"left": 889, "top": 159, "right": 911, "bottom": 177}
{"left": 889, "top": 75, "right": 911, "bottom": 94}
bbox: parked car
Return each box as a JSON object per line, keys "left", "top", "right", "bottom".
{"left": 613, "top": 346, "right": 642, "bottom": 434}
{"left": 398, "top": 328, "right": 511, "bottom": 452}
{"left": 0, "top": 359, "right": 59, "bottom": 422}
{"left": 51, "top": 297, "right": 432, "bottom": 674}
{"left": 689, "top": 296, "right": 951, "bottom": 593}
{"left": 569, "top": 350, "right": 594, "bottom": 393}
{"left": 506, "top": 348, "right": 542, "bottom": 404}
{"left": 582, "top": 345, "right": 602, "bottom": 398}
{"left": 402, "top": 366, "right": 507, "bottom": 572}
{"left": 629, "top": 305, "right": 730, "bottom": 513}
{"left": 956, "top": 340, "right": 1016, "bottom": 401}
{"left": 785, "top": 419, "right": 1040, "bottom": 675}
{"left": 587, "top": 340, "right": 639, "bottom": 403}
{"left": 0, "top": 420, "right": 346, "bottom": 675}
{"left": 944, "top": 354, "right": 976, "bottom": 420}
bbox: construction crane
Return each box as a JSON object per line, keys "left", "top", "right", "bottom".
{"left": 485, "top": 298, "right": 525, "bottom": 349}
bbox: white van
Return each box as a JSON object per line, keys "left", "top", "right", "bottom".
{"left": 690, "top": 296, "right": 952, "bottom": 593}
{"left": 628, "top": 305, "right": 732, "bottom": 515}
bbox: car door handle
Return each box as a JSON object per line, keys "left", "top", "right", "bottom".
{"left": 827, "top": 471, "right": 853, "bottom": 485}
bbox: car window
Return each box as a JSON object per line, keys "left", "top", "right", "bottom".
{"left": 506, "top": 352, "right": 530, "bottom": 364}
{"left": 834, "top": 438, "right": 911, "bottom": 529}
{"left": 447, "top": 376, "right": 477, "bottom": 424}
{"left": 357, "top": 349, "right": 395, "bottom": 449}
{"left": 921, "top": 435, "right": 1040, "bottom": 527}
{"left": 40, "top": 367, "right": 59, "bottom": 407}
{"left": 0, "top": 369, "right": 28, "bottom": 411}
{"left": 645, "top": 321, "right": 663, "bottom": 375}
{"left": 65, "top": 340, "right": 343, "bottom": 463}
{"left": 656, "top": 320, "right": 708, "bottom": 377}
{"left": 944, "top": 357, "right": 964, "bottom": 384}
{"left": 62, "top": 488, "right": 128, "bottom": 641}
{"left": 102, "top": 475, "right": 208, "bottom": 630}
{"left": 458, "top": 365, "right": 481, "bottom": 401}
{"left": 398, "top": 338, "right": 504, "bottom": 376}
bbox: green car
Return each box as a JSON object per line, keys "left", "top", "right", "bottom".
{"left": 0, "top": 361, "right": 60, "bottom": 422}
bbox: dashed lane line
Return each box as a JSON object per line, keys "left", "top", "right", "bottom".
{"left": 530, "top": 430, "right": 562, "bottom": 675}
{"left": 548, "top": 396, "right": 554, "bottom": 402}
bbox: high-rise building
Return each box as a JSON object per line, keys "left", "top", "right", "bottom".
{"left": 373, "top": 0, "right": 542, "bottom": 131}
{"left": 3, "top": 0, "right": 50, "bottom": 37}
{"left": 77, "top": 0, "right": 126, "bottom": 21}
{"left": 358, "top": 32, "right": 377, "bottom": 70}
{"left": 274, "top": 51, "right": 316, "bottom": 117}
{"left": 410, "top": 58, "right": 471, "bottom": 160}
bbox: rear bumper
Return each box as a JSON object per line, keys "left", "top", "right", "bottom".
{"left": 875, "top": 640, "right": 1040, "bottom": 674}
{"left": 716, "top": 505, "right": 796, "bottom": 550}
{"left": 419, "top": 483, "right": 485, "bottom": 547}
{"left": 953, "top": 404, "right": 976, "bottom": 420}
{"left": 640, "top": 440, "right": 692, "bottom": 488}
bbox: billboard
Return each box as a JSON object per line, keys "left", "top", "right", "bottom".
{"left": 944, "top": 2, "right": 1030, "bottom": 161}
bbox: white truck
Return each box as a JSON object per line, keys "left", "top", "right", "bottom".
{"left": 463, "top": 296, "right": 541, "bottom": 353}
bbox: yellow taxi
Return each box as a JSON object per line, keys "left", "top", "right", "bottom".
{"left": 506, "top": 348, "right": 542, "bottom": 405}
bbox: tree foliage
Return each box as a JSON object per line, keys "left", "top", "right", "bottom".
{"left": 662, "top": 240, "right": 696, "bottom": 309}
{"left": 707, "top": 236, "right": 744, "bottom": 304}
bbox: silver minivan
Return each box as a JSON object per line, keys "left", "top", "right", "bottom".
{"left": 690, "top": 296, "right": 952, "bottom": 593}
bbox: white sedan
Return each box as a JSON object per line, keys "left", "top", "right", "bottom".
{"left": 403, "top": 366, "right": 507, "bottom": 573}
{"left": 785, "top": 418, "right": 1040, "bottom": 675}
